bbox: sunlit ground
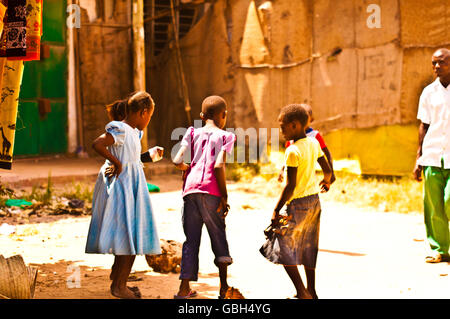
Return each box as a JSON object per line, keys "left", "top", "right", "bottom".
{"left": 1, "top": 168, "right": 447, "bottom": 299}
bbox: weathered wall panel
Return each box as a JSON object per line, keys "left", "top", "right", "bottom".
{"left": 311, "top": 49, "right": 358, "bottom": 132}
{"left": 355, "top": 0, "right": 399, "bottom": 48}
{"left": 355, "top": 43, "right": 403, "bottom": 127}
{"left": 79, "top": 0, "right": 134, "bottom": 155}
{"left": 400, "top": 0, "right": 450, "bottom": 47}
{"left": 268, "top": 0, "right": 311, "bottom": 64}
{"left": 313, "top": 0, "right": 357, "bottom": 54}
{"left": 400, "top": 48, "right": 437, "bottom": 123}
{"left": 147, "top": 0, "right": 449, "bottom": 174}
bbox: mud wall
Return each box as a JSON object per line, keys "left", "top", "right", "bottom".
{"left": 148, "top": 0, "right": 449, "bottom": 173}
{"left": 78, "top": 0, "right": 134, "bottom": 155}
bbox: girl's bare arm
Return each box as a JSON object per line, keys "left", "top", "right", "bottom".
{"left": 92, "top": 133, "right": 122, "bottom": 176}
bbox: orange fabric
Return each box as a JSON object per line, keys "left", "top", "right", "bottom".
{"left": 8, "top": 0, "right": 42, "bottom": 61}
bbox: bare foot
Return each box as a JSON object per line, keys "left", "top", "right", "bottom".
{"left": 307, "top": 289, "right": 318, "bottom": 299}
{"left": 219, "top": 285, "right": 229, "bottom": 299}
{"left": 110, "top": 285, "right": 139, "bottom": 299}
{"left": 295, "top": 289, "right": 313, "bottom": 299}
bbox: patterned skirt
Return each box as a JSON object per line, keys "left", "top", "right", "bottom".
{"left": 260, "top": 194, "right": 321, "bottom": 268}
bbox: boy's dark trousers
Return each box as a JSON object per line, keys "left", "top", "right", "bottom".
{"left": 179, "top": 193, "right": 233, "bottom": 281}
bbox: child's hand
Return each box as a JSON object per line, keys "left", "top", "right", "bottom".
{"left": 277, "top": 172, "right": 284, "bottom": 183}
{"left": 181, "top": 166, "right": 189, "bottom": 182}
{"left": 319, "top": 179, "right": 330, "bottom": 193}
{"left": 157, "top": 147, "right": 164, "bottom": 158}
{"left": 105, "top": 165, "right": 114, "bottom": 178}
{"left": 271, "top": 210, "right": 280, "bottom": 226}
{"left": 149, "top": 146, "right": 164, "bottom": 162}
{"left": 277, "top": 166, "right": 285, "bottom": 183}
{"left": 413, "top": 164, "right": 423, "bottom": 182}
{"left": 217, "top": 197, "right": 230, "bottom": 219}
{"left": 114, "top": 162, "right": 123, "bottom": 177}
{"left": 175, "top": 162, "right": 190, "bottom": 171}
{"left": 105, "top": 162, "right": 122, "bottom": 178}
{"left": 330, "top": 173, "right": 336, "bottom": 184}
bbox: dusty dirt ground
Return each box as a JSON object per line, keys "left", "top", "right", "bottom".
{"left": 1, "top": 174, "right": 449, "bottom": 299}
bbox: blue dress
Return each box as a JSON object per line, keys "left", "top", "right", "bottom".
{"left": 85, "top": 121, "right": 161, "bottom": 255}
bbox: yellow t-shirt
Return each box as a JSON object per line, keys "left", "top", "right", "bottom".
{"left": 285, "top": 137, "right": 324, "bottom": 203}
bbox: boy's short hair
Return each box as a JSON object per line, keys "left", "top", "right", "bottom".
{"left": 279, "top": 104, "right": 309, "bottom": 126}
{"left": 201, "top": 95, "right": 227, "bottom": 119}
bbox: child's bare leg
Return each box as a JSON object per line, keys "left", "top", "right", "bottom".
{"left": 218, "top": 262, "right": 229, "bottom": 298}
{"left": 110, "top": 255, "right": 137, "bottom": 299}
{"left": 305, "top": 267, "right": 318, "bottom": 299}
{"left": 111, "top": 256, "right": 141, "bottom": 297}
{"left": 110, "top": 257, "right": 118, "bottom": 280}
{"left": 283, "top": 265, "right": 312, "bottom": 299}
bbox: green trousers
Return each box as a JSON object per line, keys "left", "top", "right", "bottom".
{"left": 424, "top": 164, "right": 450, "bottom": 256}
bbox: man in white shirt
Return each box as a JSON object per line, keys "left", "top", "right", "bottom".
{"left": 413, "top": 48, "right": 450, "bottom": 263}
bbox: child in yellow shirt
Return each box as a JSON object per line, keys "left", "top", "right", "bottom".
{"left": 260, "top": 104, "right": 332, "bottom": 299}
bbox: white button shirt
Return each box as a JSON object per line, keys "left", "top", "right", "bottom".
{"left": 417, "top": 78, "right": 450, "bottom": 169}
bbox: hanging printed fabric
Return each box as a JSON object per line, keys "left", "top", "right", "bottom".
{"left": 25, "top": 0, "right": 42, "bottom": 61}
{"left": 0, "top": 2, "right": 6, "bottom": 85}
{"left": 0, "top": 1, "right": 8, "bottom": 57}
{"left": 5, "top": 0, "right": 27, "bottom": 58}
{"left": 0, "top": 59, "right": 24, "bottom": 169}
{"left": 8, "top": 0, "right": 42, "bottom": 61}
{"left": 0, "top": 2, "right": 6, "bottom": 36}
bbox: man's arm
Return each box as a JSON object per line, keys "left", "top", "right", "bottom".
{"left": 413, "top": 122, "right": 429, "bottom": 181}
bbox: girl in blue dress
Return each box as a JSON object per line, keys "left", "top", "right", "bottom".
{"left": 85, "top": 91, "right": 161, "bottom": 299}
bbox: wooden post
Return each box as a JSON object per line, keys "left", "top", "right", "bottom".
{"left": 73, "top": 0, "right": 85, "bottom": 156}
{"left": 170, "top": 0, "right": 192, "bottom": 126}
{"left": 132, "top": 0, "right": 148, "bottom": 151}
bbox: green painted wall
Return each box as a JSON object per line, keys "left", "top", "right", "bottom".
{"left": 15, "top": 0, "right": 68, "bottom": 155}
